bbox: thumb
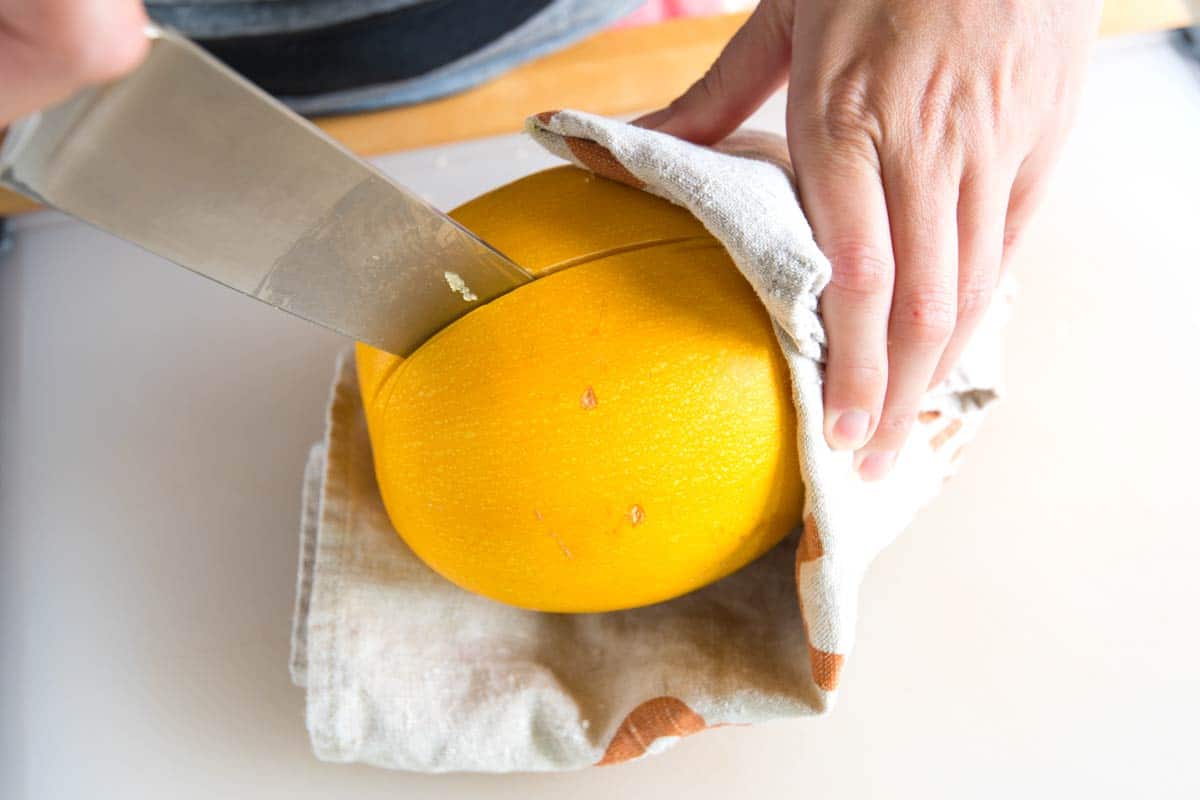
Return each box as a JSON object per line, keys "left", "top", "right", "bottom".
{"left": 635, "top": 0, "right": 792, "bottom": 144}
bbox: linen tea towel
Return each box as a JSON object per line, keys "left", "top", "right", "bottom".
{"left": 289, "top": 110, "right": 1008, "bottom": 772}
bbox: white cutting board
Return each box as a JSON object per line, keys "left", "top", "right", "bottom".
{"left": 2, "top": 31, "right": 1198, "bottom": 800}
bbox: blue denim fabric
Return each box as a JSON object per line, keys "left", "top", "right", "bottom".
{"left": 190, "top": 1, "right": 557, "bottom": 98}
{"left": 282, "top": 0, "right": 644, "bottom": 115}
{"left": 147, "top": 0, "right": 434, "bottom": 38}
{"left": 147, "top": 0, "right": 645, "bottom": 116}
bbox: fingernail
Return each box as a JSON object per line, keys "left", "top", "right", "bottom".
{"left": 829, "top": 409, "right": 871, "bottom": 450}
{"left": 632, "top": 107, "right": 674, "bottom": 129}
{"left": 856, "top": 451, "right": 896, "bottom": 481}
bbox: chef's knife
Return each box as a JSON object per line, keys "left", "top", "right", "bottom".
{"left": 0, "top": 25, "right": 533, "bottom": 356}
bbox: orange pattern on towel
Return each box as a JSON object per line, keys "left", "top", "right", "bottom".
{"left": 930, "top": 418, "right": 963, "bottom": 450}
{"left": 796, "top": 576, "right": 844, "bottom": 692}
{"left": 808, "top": 645, "right": 845, "bottom": 692}
{"left": 597, "top": 697, "right": 706, "bottom": 765}
{"left": 562, "top": 136, "right": 647, "bottom": 189}
{"left": 538, "top": 110, "right": 645, "bottom": 188}
{"left": 798, "top": 512, "right": 823, "bottom": 562}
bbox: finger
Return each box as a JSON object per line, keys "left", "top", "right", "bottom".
{"left": 858, "top": 167, "right": 959, "bottom": 479}
{"left": 0, "top": 0, "right": 149, "bottom": 124}
{"left": 793, "top": 142, "right": 894, "bottom": 451}
{"left": 1001, "top": 136, "right": 1063, "bottom": 270}
{"left": 634, "top": 0, "right": 792, "bottom": 144}
{"left": 1000, "top": 191, "right": 1040, "bottom": 274}
{"left": 928, "top": 166, "right": 1007, "bottom": 387}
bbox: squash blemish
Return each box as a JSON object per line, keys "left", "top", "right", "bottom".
{"left": 549, "top": 532, "right": 573, "bottom": 560}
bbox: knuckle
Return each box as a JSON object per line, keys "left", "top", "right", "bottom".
{"left": 988, "top": 62, "right": 1013, "bottom": 133}
{"left": 671, "top": 61, "right": 729, "bottom": 121}
{"left": 761, "top": 0, "right": 795, "bottom": 34}
{"left": 956, "top": 282, "right": 993, "bottom": 323}
{"left": 892, "top": 288, "right": 957, "bottom": 344}
{"left": 831, "top": 359, "right": 888, "bottom": 397}
{"left": 918, "top": 72, "right": 959, "bottom": 136}
{"left": 821, "top": 66, "right": 881, "bottom": 145}
{"left": 698, "top": 61, "right": 730, "bottom": 104}
{"left": 874, "top": 409, "right": 917, "bottom": 441}
{"left": 910, "top": 64, "right": 973, "bottom": 165}
{"left": 1003, "top": 223, "right": 1023, "bottom": 252}
{"left": 827, "top": 243, "right": 894, "bottom": 299}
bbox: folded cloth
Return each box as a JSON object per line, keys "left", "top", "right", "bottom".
{"left": 291, "top": 111, "right": 1010, "bottom": 772}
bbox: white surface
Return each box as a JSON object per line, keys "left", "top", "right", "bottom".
{"left": 3, "top": 33, "right": 1199, "bottom": 799}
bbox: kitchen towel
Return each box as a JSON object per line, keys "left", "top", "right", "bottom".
{"left": 290, "top": 110, "right": 1009, "bottom": 771}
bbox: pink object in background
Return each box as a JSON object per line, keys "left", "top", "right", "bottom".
{"left": 614, "top": 0, "right": 752, "bottom": 28}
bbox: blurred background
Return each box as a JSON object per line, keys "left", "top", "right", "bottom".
{"left": 2, "top": 1, "right": 1199, "bottom": 798}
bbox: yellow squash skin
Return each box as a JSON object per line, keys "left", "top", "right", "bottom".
{"left": 357, "top": 166, "right": 803, "bottom": 612}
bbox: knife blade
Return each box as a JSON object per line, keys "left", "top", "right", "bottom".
{"left": 0, "top": 25, "right": 533, "bottom": 356}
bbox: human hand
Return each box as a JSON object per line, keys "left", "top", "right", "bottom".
{"left": 638, "top": 0, "right": 1100, "bottom": 479}
{"left": 1, "top": 0, "right": 149, "bottom": 128}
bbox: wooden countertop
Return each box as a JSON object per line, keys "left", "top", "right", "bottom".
{"left": 1, "top": 0, "right": 1193, "bottom": 218}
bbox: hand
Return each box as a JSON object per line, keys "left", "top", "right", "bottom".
{"left": 638, "top": 0, "right": 1100, "bottom": 479}
{"left": 1, "top": 0, "right": 149, "bottom": 128}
